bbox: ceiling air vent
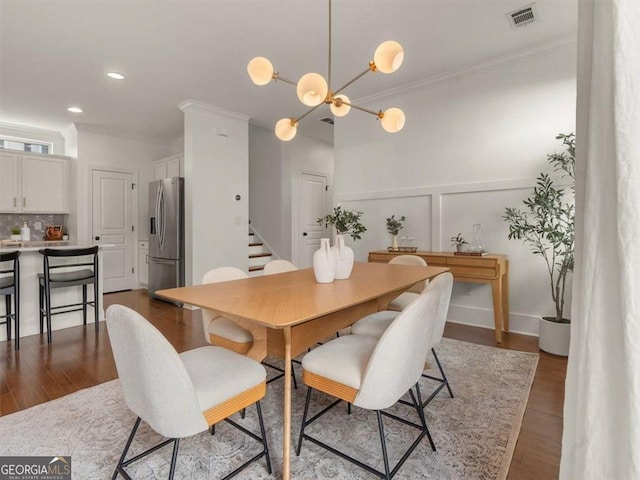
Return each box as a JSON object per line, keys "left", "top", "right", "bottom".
{"left": 320, "top": 117, "right": 334, "bottom": 126}
{"left": 506, "top": 4, "right": 538, "bottom": 29}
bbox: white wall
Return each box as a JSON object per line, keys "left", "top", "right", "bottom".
{"left": 249, "top": 125, "right": 288, "bottom": 258}
{"left": 74, "top": 125, "right": 172, "bottom": 245}
{"left": 248, "top": 124, "right": 334, "bottom": 262}
{"left": 334, "top": 45, "right": 577, "bottom": 336}
{"left": 180, "top": 100, "right": 249, "bottom": 286}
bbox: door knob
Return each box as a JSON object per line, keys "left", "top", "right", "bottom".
{"left": 95, "top": 236, "right": 100, "bottom": 241}
{"left": 302, "top": 232, "right": 308, "bottom": 236}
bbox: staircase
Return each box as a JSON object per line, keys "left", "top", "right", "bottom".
{"left": 248, "top": 230, "right": 273, "bottom": 276}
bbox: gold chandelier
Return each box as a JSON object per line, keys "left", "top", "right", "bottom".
{"left": 247, "top": 0, "right": 406, "bottom": 141}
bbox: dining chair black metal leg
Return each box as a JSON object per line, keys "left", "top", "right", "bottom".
{"left": 14, "top": 260, "right": 19, "bottom": 350}
{"left": 44, "top": 282, "right": 53, "bottom": 344}
{"left": 255, "top": 401, "right": 272, "bottom": 474}
{"left": 4, "top": 295, "right": 11, "bottom": 341}
{"left": 167, "top": 438, "right": 180, "bottom": 480}
{"left": 414, "top": 383, "right": 436, "bottom": 451}
{"left": 82, "top": 285, "right": 87, "bottom": 325}
{"left": 93, "top": 279, "right": 99, "bottom": 334}
{"left": 291, "top": 361, "right": 298, "bottom": 390}
{"left": 39, "top": 283, "right": 44, "bottom": 334}
{"left": 296, "top": 387, "right": 314, "bottom": 456}
{"left": 431, "top": 348, "right": 453, "bottom": 398}
{"left": 376, "top": 410, "right": 391, "bottom": 480}
{"left": 113, "top": 416, "right": 142, "bottom": 480}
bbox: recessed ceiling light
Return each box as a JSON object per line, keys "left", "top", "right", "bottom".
{"left": 107, "top": 72, "right": 125, "bottom": 80}
{"left": 67, "top": 107, "right": 83, "bottom": 113}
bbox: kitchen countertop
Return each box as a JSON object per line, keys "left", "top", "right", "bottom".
{"left": 0, "top": 241, "right": 113, "bottom": 253}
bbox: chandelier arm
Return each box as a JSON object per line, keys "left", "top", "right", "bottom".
{"left": 333, "top": 67, "right": 374, "bottom": 96}
{"left": 273, "top": 74, "right": 297, "bottom": 86}
{"left": 293, "top": 103, "right": 325, "bottom": 124}
{"left": 341, "top": 100, "right": 383, "bottom": 118}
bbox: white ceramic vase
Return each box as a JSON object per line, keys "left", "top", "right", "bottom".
{"left": 332, "top": 234, "right": 354, "bottom": 280}
{"left": 313, "top": 238, "right": 336, "bottom": 283}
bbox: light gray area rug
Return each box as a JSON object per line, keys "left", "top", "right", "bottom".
{"left": 0, "top": 339, "right": 538, "bottom": 479}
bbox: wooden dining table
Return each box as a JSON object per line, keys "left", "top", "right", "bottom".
{"left": 157, "top": 261, "right": 448, "bottom": 480}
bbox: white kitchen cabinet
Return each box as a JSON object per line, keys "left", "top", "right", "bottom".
{"left": 153, "top": 154, "right": 183, "bottom": 180}
{"left": 0, "top": 151, "right": 69, "bottom": 213}
{"left": 0, "top": 152, "right": 19, "bottom": 212}
{"left": 138, "top": 239, "right": 149, "bottom": 287}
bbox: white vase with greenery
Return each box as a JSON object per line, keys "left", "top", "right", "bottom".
{"left": 503, "top": 133, "right": 575, "bottom": 356}
{"left": 317, "top": 206, "right": 366, "bottom": 280}
{"left": 386, "top": 215, "right": 405, "bottom": 250}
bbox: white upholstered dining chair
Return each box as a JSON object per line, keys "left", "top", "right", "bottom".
{"left": 262, "top": 259, "right": 297, "bottom": 275}
{"left": 202, "top": 266, "right": 298, "bottom": 388}
{"left": 106, "top": 304, "right": 271, "bottom": 480}
{"left": 386, "top": 254, "right": 429, "bottom": 311}
{"left": 201, "top": 266, "right": 253, "bottom": 353}
{"left": 350, "top": 272, "right": 455, "bottom": 406}
{"left": 296, "top": 288, "right": 441, "bottom": 479}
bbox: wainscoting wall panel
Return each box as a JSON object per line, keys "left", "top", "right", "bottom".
{"left": 338, "top": 177, "right": 567, "bottom": 336}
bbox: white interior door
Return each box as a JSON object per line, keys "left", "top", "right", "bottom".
{"left": 298, "top": 172, "right": 329, "bottom": 268}
{"left": 92, "top": 169, "right": 135, "bottom": 292}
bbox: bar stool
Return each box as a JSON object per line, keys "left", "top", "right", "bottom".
{"left": 0, "top": 251, "right": 20, "bottom": 351}
{"left": 39, "top": 246, "right": 99, "bottom": 343}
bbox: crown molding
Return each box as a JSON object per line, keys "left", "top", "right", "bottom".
{"left": 177, "top": 99, "right": 251, "bottom": 121}
{"left": 0, "top": 121, "right": 65, "bottom": 140}
{"left": 73, "top": 123, "right": 171, "bottom": 145}
{"left": 355, "top": 37, "right": 577, "bottom": 105}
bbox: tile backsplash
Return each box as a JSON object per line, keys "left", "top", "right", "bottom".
{"left": 0, "top": 214, "right": 67, "bottom": 240}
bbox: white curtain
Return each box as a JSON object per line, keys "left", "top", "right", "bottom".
{"left": 561, "top": 0, "right": 640, "bottom": 479}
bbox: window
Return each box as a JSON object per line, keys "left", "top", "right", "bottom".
{"left": 0, "top": 137, "right": 51, "bottom": 154}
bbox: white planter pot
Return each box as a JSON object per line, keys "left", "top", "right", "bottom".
{"left": 538, "top": 316, "right": 571, "bottom": 357}
{"left": 10, "top": 234, "right": 22, "bottom": 241}
{"left": 313, "top": 238, "right": 336, "bottom": 283}
{"left": 332, "top": 234, "right": 354, "bottom": 280}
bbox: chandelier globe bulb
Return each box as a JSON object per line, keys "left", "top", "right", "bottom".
{"left": 275, "top": 118, "right": 298, "bottom": 141}
{"left": 373, "top": 41, "right": 404, "bottom": 74}
{"left": 330, "top": 94, "right": 351, "bottom": 117}
{"left": 247, "top": 57, "right": 274, "bottom": 85}
{"left": 296, "top": 73, "right": 329, "bottom": 107}
{"left": 380, "top": 107, "right": 405, "bottom": 133}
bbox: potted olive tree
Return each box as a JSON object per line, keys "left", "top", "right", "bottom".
{"left": 503, "top": 133, "right": 575, "bottom": 356}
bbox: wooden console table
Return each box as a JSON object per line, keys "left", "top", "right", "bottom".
{"left": 368, "top": 250, "right": 509, "bottom": 343}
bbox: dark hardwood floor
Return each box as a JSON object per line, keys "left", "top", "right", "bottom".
{"left": 0, "top": 289, "right": 567, "bottom": 479}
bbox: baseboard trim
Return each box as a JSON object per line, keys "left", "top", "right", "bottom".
{"left": 447, "top": 304, "right": 539, "bottom": 337}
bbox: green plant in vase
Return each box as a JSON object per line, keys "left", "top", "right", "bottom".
{"left": 386, "top": 215, "right": 405, "bottom": 249}
{"left": 10, "top": 226, "right": 22, "bottom": 241}
{"left": 317, "top": 206, "right": 367, "bottom": 241}
{"left": 450, "top": 233, "right": 468, "bottom": 252}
